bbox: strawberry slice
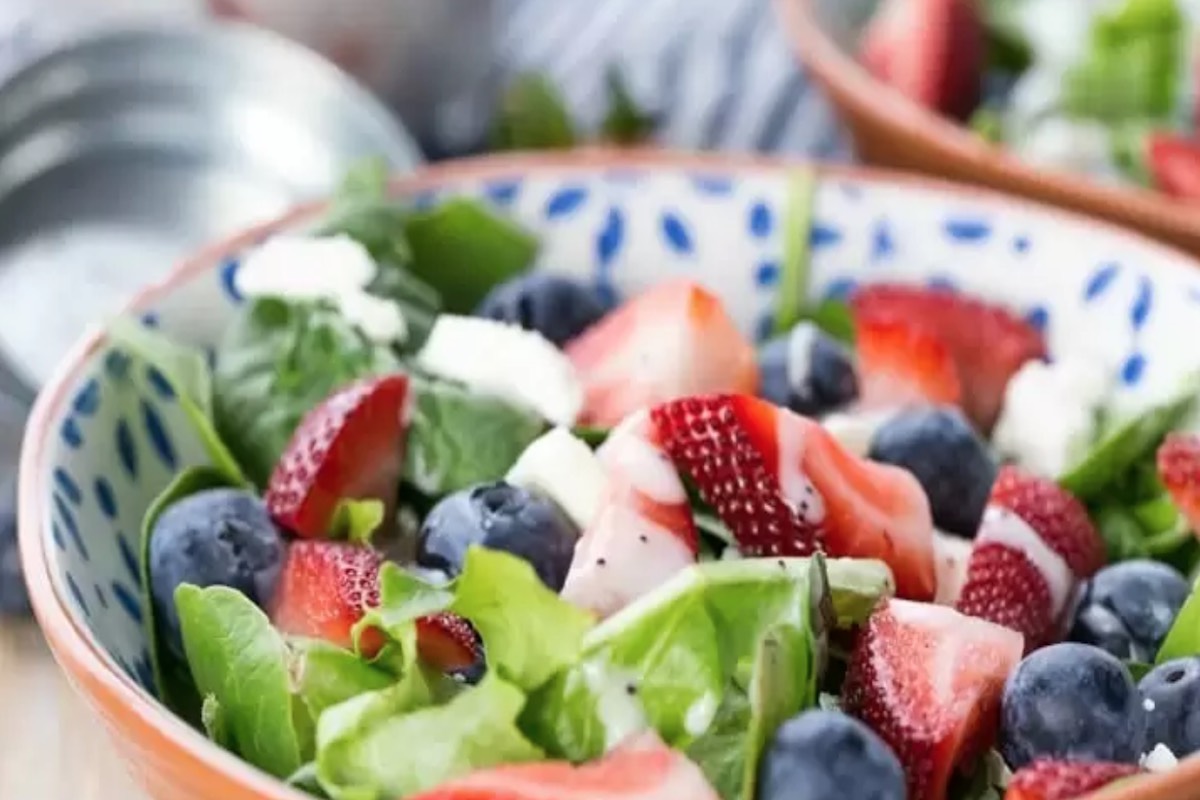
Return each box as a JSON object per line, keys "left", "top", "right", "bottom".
{"left": 265, "top": 373, "right": 410, "bottom": 539}
{"left": 855, "top": 315, "right": 962, "bottom": 409}
{"left": 271, "top": 540, "right": 386, "bottom": 655}
{"left": 565, "top": 279, "right": 757, "bottom": 428}
{"left": 410, "top": 732, "right": 720, "bottom": 800}
{"left": 956, "top": 538, "right": 1057, "bottom": 649}
{"left": 1158, "top": 433, "right": 1200, "bottom": 535}
{"left": 561, "top": 410, "right": 698, "bottom": 618}
{"left": 1147, "top": 132, "right": 1200, "bottom": 202}
{"left": 1005, "top": 759, "right": 1139, "bottom": 800}
{"left": 842, "top": 599, "right": 1024, "bottom": 800}
{"left": 860, "top": 0, "right": 984, "bottom": 119}
{"left": 989, "top": 466, "right": 1104, "bottom": 579}
{"left": 650, "top": 394, "right": 936, "bottom": 599}
{"left": 416, "top": 612, "right": 483, "bottom": 674}
{"left": 852, "top": 284, "right": 1046, "bottom": 431}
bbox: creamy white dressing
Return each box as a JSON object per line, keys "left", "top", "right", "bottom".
{"left": 933, "top": 530, "right": 972, "bottom": 607}
{"left": 683, "top": 692, "right": 719, "bottom": 737}
{"left": 598, "top": 413, "right": 687, "bottom": 505}
{"left": 580, "top": 660, "right": 650, "bottom": 750}
{"left": 775, "top": 414, "right": 826, "bottom": 525}
{"left": 235, "top": 234, "right": 407, "bottom": 343}
{"left": 977, "top": 506, "right": 1075, "bottom": 616}
{"left": 785, "top": 321, "right": 819, "bottom": 391}
{"left": 507, "top": 427, "right": 609, "bottom": 530}
{"left": 417, "top": 315, "right": 584, "bottom": 426}
{"left": 820, "top": 408, "right": 896, "bottom": 458}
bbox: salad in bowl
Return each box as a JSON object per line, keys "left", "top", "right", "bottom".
{"left": 22, "top": 152, "right": 1200, "bottom": 800}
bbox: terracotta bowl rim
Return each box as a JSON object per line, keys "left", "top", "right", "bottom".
{"left": 18, "top": 147, "right": 1199, "bottom": 800}
{"left": 774, "top": 0, "right": 1200, "bottom": 239}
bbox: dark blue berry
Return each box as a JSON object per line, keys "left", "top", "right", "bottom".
{"left": 758, "top": 322, "right": 859, "bottom": 417}
{"left": 868, "top": 406, "right": 996, "bottom": 537}
{"left": 1001, "top": 643, "right": 1147, "bottom": 768}
{"left": 757, "top": 709, "right": 905, "bottom": 800}
{"left": 1069, "top": 560, "right": 1189, "bottom": 662}
{"left": 149, "top": 488, "right": 285, "bottom": 661}
{"left": 1139, "top": 657, "right": 1200, "bottom": 757}
{"left": 474, "top": 273, "right": 616, "bottom": 347}
{"left": 0, "top": 477, "right": 27, "bottom": 615}
{"left": 417, "top": 481, "right": 580, "bottom": 590}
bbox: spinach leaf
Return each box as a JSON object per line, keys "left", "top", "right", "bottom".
{"left": 774, "top": 168, "right": 818, "bottom": 336}
{"left": 212, "top": 298, "right": 401, "bottom": 486}
{"left": 1059, "top": 379, "right": 1199, "bottom": 501}
{"left": 1157, "top": 578, "right": 1200, "bottom": 664}
{"left": 950, "top": 749, "right": 1012, "bottom": 800}
{"left": 402, "top": 199, "right": 539, "bottom": 314}
{"left": 490, "top": 73, "right": 579, "bottom": 152}
{"left": 175, "top": 584, "right": 311, "bottom": 777}
{"left": 572, "top": 425, "right": 611, "bottom": 449}
{"left": 330, "top": 499, "right": 385, "bottom": 545}
{"left": 403, "top": 376, "right": 546, "bottom": 497}
{"left": 368, "top": 261, "right": 441, "bottom": 352}
{"left": 1093, "top": 505, "right": 1152, "bottom": 562}
{"left": 107, "top": 319, "right": 247, "bottom": 485}
{"left": 140, "top": 466, "right": 240, "bottom": 720}
{"left": 601, "top": 67, "right": 657, "bottom": 145}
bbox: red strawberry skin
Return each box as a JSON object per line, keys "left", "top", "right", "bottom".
{"left": 265, "top": 373, "right": 410, "bottom": 539}
{"left": 1005, "top": 759, "right": 1139, "bottom": 800}
{"left": 1148, "top": 132, "right": 1200, "bottom": 202}
{"left": 416, "top": 612, "right": 483, "bottom": 673}
{"left": 855, "top": 315, "right": 962, "bottom": 409}
{"left": 955, "top": 541, "right": 1056, "bottom": 650}
{"left": 852, "top": 284, "right": 1046, "bottom": 431}
{"left": 843, "top": 599, "right": 1024, "bottom": 800}
{"left": 650, "top": 394, "right": 935, "bottom": 600}
{"left": 1158, "top": 433, "right": 1200, "bottom": 535}
{"left": 271, "top": 540, "right": 386, "bottom": 654}
{"left": 989, "top": 466, "right": 1104, "bottom": 579}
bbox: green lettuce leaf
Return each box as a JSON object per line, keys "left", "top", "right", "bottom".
{"left": 212, "top": 297, "right": 402, "bottom": 486}
{"left": 201, "top": 693, "right": 230, "bottom": 747}
{"left": 107, "top": 319, "right": 247, "bottom": 485}
{"left": 490, "top": 73, "right": 579, "bottom": 152}
{"left": 403, "top": 376, "right": 546, "bottom": 497}
{"left": 290, "top": 639, "right": 396, "bottom": 719}
{"left": 685, "top": 689, "right": 752, "bottom": 798}
{"left": 601, "top": 67, "right": 657, "bottom": 145}
{"left": 316, "top": 675, "right": 542, "bottom": 800}
{"left": 331, "top": 499, "right": 386, "bottom": 545}
{"left": 175, "top": 584, "right": 311, "bottom": 778}
{"left": 140, "top": 466, "right": 241, "bottom": 720}
{"left": 1156, "top": 576, "right": 1200, "bottom": 663}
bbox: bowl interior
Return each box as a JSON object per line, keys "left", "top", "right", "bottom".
{"left": 33, "top": 156, "right": 1200, "bottom": 705}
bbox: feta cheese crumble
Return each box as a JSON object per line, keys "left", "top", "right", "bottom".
{"left": 234, "top": 235, "right": 407, "bottom": 343}
{"left": 417, "top": 315, "right": 584, "bottom": 426}
{"left": 1141, "top": 743, "right": 1179, "bottom": 773}
{"left": 507, "top": 427, "right": 609, "bottom": 530}
{"left": 993, "top": 357, "right": 1113, "bottom": 479}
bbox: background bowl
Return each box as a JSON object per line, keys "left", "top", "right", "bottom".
{"left": 20, "top": 149, "right": 1200, "bottom": 800}
{"left": 775, "top": 0, "right": 1200, "bottom": 255}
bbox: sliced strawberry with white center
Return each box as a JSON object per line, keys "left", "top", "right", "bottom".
{"left": 955, "top": 533, "right": 1058, "bottom": 649}
{"left": 265, "top": 373, "right": 410, "bottom": 539}
{"left": 842, "top": 599, "right": 1024, "bottom": 800}
{"left": 565, "top": 279, "right": 757, "bottom": 428}
{"left": 271, "top": 540, "right": 386, "bottom": 654}
{"left": 1158, "top": 433, "right": 1200, "bottom": 535}
{"left": 1005, "top": 759, "right": 1140, "bottom": 800}
{"left": 560, "top": 410, "right": 698, "bottom": 618}
{"left": 852, "top": 285, "right": 1046, "bottom": 431}
{"left": 650, "top": 394, "right": 936, "bottom": 600}
{"left": 988, "top": 466, "right": 1104, "bottom": 579}
{"left": 855, "top": 315, "right": 962, "bottom": 410}
{"left": 409, "top": 732, "right": 720, "bottom": 800}
{"left": 1148, "top": 132, "right": 1200, "bottom": 202}
{"left": 859, "top": 0, "right": 984, "bottom": 119}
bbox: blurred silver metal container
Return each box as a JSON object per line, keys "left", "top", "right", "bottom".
{"left": 0, "top": 22, "right": 423, "bottom": 390}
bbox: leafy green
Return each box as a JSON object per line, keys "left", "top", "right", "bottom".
{"left": 823, "top": 558, "right": 894, "bottom": 627}
{"left": 522, "top": 557, "right": 838, "bottom": 762}
{"left": 201, "top": 694, "right": 230, "bottom": 747}
{"left": 685, "top": 689, "right": 752, "bottom": 799}
{"left": 316, "top": 675, "right": 542, "bottom": 799}
{"left": 1111, "top": 121, "right": 1156, "bottom": 186}
{"left": 175, "top": 585, "right": 311, "bottom": 778}
{"left": 331, "top": 499, "right": 386, "bottom": 545}
{"left": 981, "top": 0, "right": 1033, "bottom": 75}
{"left": 403, "top": 376, "right": 546, "bottom": 496}
{"left": 601, "top": 67, "right": 657, "bottom": 145}
{"left": 140, "top": 466, "right": 240, "bottom": 719}
{"left": 572, "top": 425, "right": 611, "bottom": 449}
{"left": 212, "top": 298, "right": 402, "bottom": 486}
{"left": 970, "top": 108, "right": 1006, "bottom": 144}
{"left": 290, "top": 640, "right": 396, "bottom": 719}
{"left": 286, "top": 763, "right": 329, "bottom": 797}
{"left": 402, "top": 199, "right": 539, "bottom": 313}
{"left": 951, "top": 749, "right": 1012, "bottom": 800}
{"left": 1059, "top": 377, "right": 1199, "bottom": 501}
{"left": 1157, "top": 577, "right": 1200, "bottom": 663}
{"left": 107, "top": 319, "right": 247, "bottom": 485}
{"left": 1094, "top": 505, "right": 1155, "bottom": 562}
{"left": 774, "top": 168, "right": 819, "bottom": 336}
{"left": 491, "top": 73, "right": 579, "bottom": 151}
{"left": 316, "top": 159, "right": 411, "bottom": 268}
{"left": 805, "top": 299, "right": 855, "bottom": 345}
{"left": 1061, "top": 0, "right": 1184, "bottom": 122}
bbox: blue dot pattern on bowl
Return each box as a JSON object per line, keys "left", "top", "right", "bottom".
{"left": 42, "top": 166, "right": 1200, "bottom": 698}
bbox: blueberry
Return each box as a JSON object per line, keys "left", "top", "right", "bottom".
{"left": 417, "top": 481, "right": 580, "bottom": 590}
{"left": 757, "top": 709, "right": 905, "bottom": 800}
{"left": 758, "top": 322, "right": 859, "bottom": 417}
{"left": 1069, "top": 560, "right": 1189, "bottom": 663}
{"left": 867, "top": 407, "right": 996, "bottom": 536}
{"left": 149, "top": 488, "right": 286, "bottom": 661}
{"left": 474, "top": 273, "right": 616, "bottom": 347}
{"left": 1139, "top": 657, "right": 1200, "bottom": 757}
{"left": 0, "top": 477, "right": 27, "bottom": 616}
{"left": 1001, "top": 643, "right": 1147, "bottom": 768}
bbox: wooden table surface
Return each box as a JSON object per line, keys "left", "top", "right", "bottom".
{"left": 0, "top": 618, "right": 145, "bottom": 799}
